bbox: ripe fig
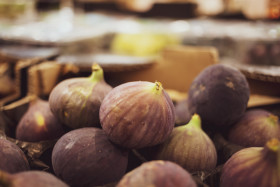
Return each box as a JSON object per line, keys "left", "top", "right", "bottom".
{"left": 0, "top": 139, "right": 30, "bottom": 173}
{"left": 49, "top": 64, "right": 113, "bottom": 129}
{"left": 0, "top": 170, "right": 69, "bottom": 187}
{"left": 52, "top": 127, "right": 128, "bottom": 187}
{"left": 220, "top": 138, "right": 280, "bottom": 187}
{"left": 187, "top": 64, "right": 250, "bottom": 129}
{"left": 117, "top": 160, "right": 197, "bottom": 187}
{"left": 100, "top": 81, "right": 175, "bottom": 149}
{"left": 16, "top": 98, "right": 65, "bottom": 142}
{"left": 228, "top": 109, "right": 280, "bottom": 147}
{"left": 154, "top": 114, "right": 217, "bottom": 172}
{"left": 175, "top": 98, "right": 191, "bottom": 126}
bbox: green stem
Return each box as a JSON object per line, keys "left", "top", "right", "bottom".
{"left": 186, "top": 114, "right": 202, "bottom": 129}
{"left": 88, "top": 63, "right": 104, "bottom": 83}
{"left": 151, "top": 81, "right": 163, "bottom": 95}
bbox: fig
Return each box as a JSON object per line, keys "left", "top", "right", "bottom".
{"left": 117, "top": 160, "right": 197, "bottom": 187}
{"left": 220, "top": 138, "right": 280, "bottom": 187}
{"left": 0, "top": 139, "right": 30, "bottom": 173}
{"left": 49, "top": 64, "right": 113, "bottom": 129}
{"left": 52, "top": 127, "right": 128, "bottom": 187}
{"left": 187, "top": 64, "right": 250, "bottom": 129}
{"left": 228, "top": 109, "right": 280, "bottom": 147}
{"left": 175, "top": 98, "right": 191, "bottom": 126}
{"left": 154, "top": 114, "right": 217, "bottom": 172}
{"left": 100, "top": 81, "right": 175, "bottom": 149}
{"left": 15, "top": 98, "right": 65, "bottom": 142}
{"left": 0, "top": 170, "right": 69, "bottom": 187}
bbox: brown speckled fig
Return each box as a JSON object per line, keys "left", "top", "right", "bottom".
{"left": 187, "top": 64, "right": 250, "bottom": 129}
{"left": 0, "top": 170, "right": 69, "bottom": 187}
{"left": 154, "top": 114, "right": 217, "bottom": 172}
{"left": 0, "top": 139, "right": 30, "bottom": 173}
{"left": 49, "top": 64, "right": 112, "bottom": 129}
{"left": 100, "top": 81, "right": 175, "bottom": 149}
{"left": 16, "top": 98, "right": 65, "bottom": 142}
{"left": 228, "top": 109, "right": 280, "bottom": 147}
{"left": 117, "top": 160, "right": 197, "bottom": 187}
{"left": 52, "top": 127, "right": 128, "bottom": 187}
{"left": 220, "top": 138, "right": 280, "bottom": 187}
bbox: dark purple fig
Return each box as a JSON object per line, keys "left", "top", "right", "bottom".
{"left": 100, "top": 81, "right": 175, "bottom": 149}
{"left": 175, "top": 98, "right": 191, "bottom": 126}
{"left": 228, "top": 109, "right": 280, "bottom": 147}
{"left": 52, "top": 127, "right": 128, "bottom": 187}
{"left": 220, "top": 138, "right": 280, "bottom": 187}
{"left": 0, "top": 170, "right": 69, "bottom": 187}
{"left": 154, "top": 114, "right": 217, "bottom": 172}
{"left": 49, "top": 64, "right": 113, "bottom": 129}
{"left": 0, "top": 139, "right": 30, "bottom": 173}
{"left": 187, "top": 64, "right": 250, "bottom": 129}
{"left": 117, "top": 160, "right": 197, "bottom": 187}
{"left": 15, "top": 98, "right": 65, "bottom": 142}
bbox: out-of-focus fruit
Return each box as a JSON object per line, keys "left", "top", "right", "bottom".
{"left": 220, "top": 138, "right": 280, "bottom": 187}
{"left": 117, "top": 160, "right": 197, "bottom": 187}
{"left": 0, "top": 139, "right": 30, "bottom": 173}
{"left": 52, "top": 127, "right": 128, "bottom": 187}
{"left": 174, "top": 98, "right": 191, "bottom": 126}
{"left": 49, "top": 64, "right": 112, "bottom": 129}
{"left": 0, "top": 170, "right": 69, "bottom": 187}
{"left": 100, "top": 81, "right": 175, "bottom": 149}
{"left": 154, "top": 114, "right": 217, "bottom": 172}
{"left": 16, "top": 98, "right": 65, "bottom": 142}
{"left": 187, "top": 64, "right": 250, "bottom": 129}
{"left": 228, "top": 109, "right": 280, "bottom": 147}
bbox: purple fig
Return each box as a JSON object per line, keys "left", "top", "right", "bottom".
{"left": 52, "top": 127, "right": 128, "bottom": 187}
{"left": 117, "top": 160, "right": 197, "bottom": 187}
{"left": 0, "top": 139, "right": 30, "bottom": 173}
{"left": 16, "top": 98, "right": 65, "bottom": 142}
{"left": 49, "top": 64, "right": 113, "bottom": 129}
{"left": 228, "top": 109, "right": 280, "bottom": 147}
{"left": 100, "top": 81, "right": 175, "bottom": 149}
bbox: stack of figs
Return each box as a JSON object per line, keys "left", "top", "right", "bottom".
{"left": 1, "top": 63, "right": 280, "bottom": 187}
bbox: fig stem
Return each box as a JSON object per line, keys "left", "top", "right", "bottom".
{"left": 266, "top": 138, "right": 280, "bottom": 152}
{"left": 152, "top": 81, "right": 163, "bottom": 95}
{"left": 186, "top": 114, "right": 202, "bottom": 129}
{"left": 89, "top": 63, "right": 104, "bottom": 83}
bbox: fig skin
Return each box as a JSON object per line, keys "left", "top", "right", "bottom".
{"left": 117, "top": 160, "right": 197, "bottom": 187}
{"left": 154, "top": 114, "right": 217, "bottom": 172}
{"left": 220, "top": 138, "right": 280, "bottom": 187}
{"left": 52, "top": 127, "right": 128, "bottom": 187}
{"left": 100, "top": 81, "right": 175, "bottom": 149}
{"left": 187, "top": 64, "right": 250, "bottom": 128}
{"left": 0, "top": 139, "right": 30, "bottom": 173}
{"left": 49, "top": 64, "right": 113, "bottom": 129}
{"left": 0, "top": 170, "right": 69, "bottom": 187}
{"left": 175, "top": 98, "right": 191, "bottom": 126}
{"left": 228, "top": 109, "right": 280, "bottom": 147}
{"left": 16, "top": 98, "right": 65, "bottom": 142}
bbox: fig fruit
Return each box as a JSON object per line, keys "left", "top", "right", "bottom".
{"left": 100, "top": 81, "right": 175, "bottom": 149}
{"left": 0, "top": 139, "right": 30, "bottom": 173}
{"left": 52, "top": 127, "right": 128, "bottom": 187}
{"left": 117, "top": 160, "right": 197, "bottom": 187}
{"left": 187, "top": 64, "right": 250, "bottom": 128}
{"left": 0, "top": 170, "right": 69, "bottom": 187}
{"left": 175, "top": 98, "right": 191, "bottom": 126}
{"left": 16, "top": 98, "right": 65, "bottom": 142}
{"left": 154, "top": 114, "right": 217, "bottom": 172}
{"left": 228, "top": 109, "right": 280, "bottom": 147}
{"left": 49, "top": 64, "right": 113, "bottom": 129}
{"left": 220, "top": 138, "right": 280, "bottom": 187}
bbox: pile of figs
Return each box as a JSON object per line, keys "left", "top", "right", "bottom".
{"left": 1, "top": 63, "right": 280, "bottom": 187}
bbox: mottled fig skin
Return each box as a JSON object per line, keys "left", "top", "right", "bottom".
{"left": 187, "top": 64, "right": 250, "bottom": 128}
{"left": 100, "top": 81, "right": 175, "bottom": 149}
{"left": 0, "top": 170, "right": 69, "bottom": 187}
{"left": 52, "top": 128, "right": 128, "bottom": 187}
{"left": 154, "top": 114, "right": 217, "bottom": 172}
{"left": 16, "top": 98, "right": 65, "bottom": 142}
{"left": 228, "top": 109, "right": 280, "bottom": 147}
{"left": 49, "top": 64, "right": 112, "bottom": 129}
{"left": 117, "top": 160, "right": 197, "bottom": 187}
{"left": 0, "top": 139, "right": 30, "bottom": 173}
{"left": 220, "top": 138, "right": 280, "bottom": 187}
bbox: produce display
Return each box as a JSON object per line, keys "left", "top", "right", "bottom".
{"left": 0, "top": 62, "right": 280, "bottom": 187}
